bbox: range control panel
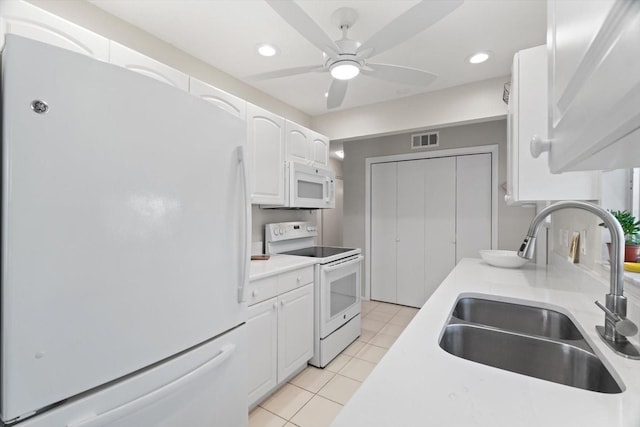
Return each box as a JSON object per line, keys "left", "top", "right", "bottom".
{"left": 265, "top": 221, "right": 318, "bottom": 243}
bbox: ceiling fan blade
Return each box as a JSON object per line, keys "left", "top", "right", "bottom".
{"left": 358, "top": 0, "right": 463, "bottom": 58}
{"left": 265, "top": 0, "right": 340, "bottom": 58}
{"left": 362, "top": 63, "right": 438, "bottom": 86}
{"left": 327, "top": 79, "right": 348, "bottom": 109}
{"left": 248, "top": 65, "right": 324, "bottom": 81}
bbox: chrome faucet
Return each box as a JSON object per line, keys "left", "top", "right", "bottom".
{"left": 518, "top": 201, "right": 639, "bottom": 359}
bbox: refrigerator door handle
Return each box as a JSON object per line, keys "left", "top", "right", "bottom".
{"left": 66, "top": 344, "right": 237, "bottom": 427}
{"left": 237, "top": 145, "right": 250, "bottom": 302}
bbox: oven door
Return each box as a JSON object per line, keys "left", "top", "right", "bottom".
{"left": 289, "top": 162, "right": 335, "bottom": 209}
{"left": 319, "top": 255, "right": 363, "bottom": 338}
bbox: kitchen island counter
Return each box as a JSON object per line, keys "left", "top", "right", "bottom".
{"left": 332, "top": 258, "right": 640, "bottom": 427}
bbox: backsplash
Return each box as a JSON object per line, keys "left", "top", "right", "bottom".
{"left": 551, "top": 209, "right": 603, "bottom": 271}
{"left": 251, "top": 206, "right": 320, "bottom": 253}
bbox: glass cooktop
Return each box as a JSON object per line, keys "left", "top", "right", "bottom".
{"left": 281, "top": 246, "right": 356, "bottom": 258}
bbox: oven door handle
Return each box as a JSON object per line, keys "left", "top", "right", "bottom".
{"left": 323, "top": 255, "right": 363, "bottom": 273}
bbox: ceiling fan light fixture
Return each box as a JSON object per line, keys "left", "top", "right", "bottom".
{"left": 330, "top": 61, "right": 360, "bottom": 80}
{"left": 257, "top": 44, "right": 278, "bottom": 57}
{"left": 468, "top": 51, "right": 491, "bottom": 64}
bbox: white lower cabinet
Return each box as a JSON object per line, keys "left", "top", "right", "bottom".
{"left": 276, "top": 284, "right": 314, "bottom": 382}
{"left": 247, "top": 267, "right": 314, "bottom": 408}
{"left": 247, "top": 298, "right": 278, "bottom": 407}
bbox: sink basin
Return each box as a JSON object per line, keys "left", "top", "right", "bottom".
{"left": 452, "top": 297, "right": 583, "bottom": 340}
{"left": 439, "top": 296, "right": 623, "bottom": 394}
{"left": 440, "top": 324, "right": 622, "bottom": 393}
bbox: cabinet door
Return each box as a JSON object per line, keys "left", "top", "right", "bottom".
{"left": 285, "top": 121, "right": 310, "bottom": 163}
{"left": 456, "top": 154, "right": 492, "bottom": 262}
{"left": 109, "top": 41, "right": 189, "bottom": 90}
{"left": 189, "top": 77, "right": 246, "bottom": 119}
{"left": 247, "top": 298, "right": 278, "bottom": 408}
{"left": 247, "top": 104, "right": 286, "bottom": 205}
{"left": 548, "top": 0, "right": 640, "bottom": 172}
{"left": 277, "top": 283, "right": 313, "bottom": 383}
{"left": 506, "top": 45, "right": 596, "bottom": 205}
{"left": 0, "top": 0, "right": 109, "bottom": 60}
{"left": 370, "top": 162, "right": 397, "bottom": 304}
{"left": 310, "top": 131, "right": 329, "bottom": 168}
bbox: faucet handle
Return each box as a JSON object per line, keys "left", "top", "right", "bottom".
{"left": 595, "top": 300, "right": 639, "bottom": 337}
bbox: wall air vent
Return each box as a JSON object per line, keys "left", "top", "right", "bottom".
{"left": 411, "top": 131, "right": 439, "bottom": 149}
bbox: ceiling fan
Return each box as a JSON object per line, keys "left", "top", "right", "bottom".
{"left": 252, "top": 0, "right": 463, "bottom": 110}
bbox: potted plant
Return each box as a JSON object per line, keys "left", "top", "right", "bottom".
{"left": 600, "top": 210, "right": 640, "bottom": 263}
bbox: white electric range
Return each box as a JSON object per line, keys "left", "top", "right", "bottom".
{"left": 266, "top": 222, "right": 363, "bottom": 368}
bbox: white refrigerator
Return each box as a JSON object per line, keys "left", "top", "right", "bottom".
{"left": 1, "top": 35, "right": 250, "bottom": 426}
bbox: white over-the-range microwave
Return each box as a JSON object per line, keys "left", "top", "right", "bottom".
{"left": 263, "top": 161, "right": 335, "bottom": 209}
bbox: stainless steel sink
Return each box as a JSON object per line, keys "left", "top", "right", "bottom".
{"left": 452, "top": 297, "right": 583, "bottom": 340}
{"left": 439, "top": 297, "right": 623, "bottom": 393}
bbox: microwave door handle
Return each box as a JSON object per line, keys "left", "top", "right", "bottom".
{"left": 324, "top": 177, "right": 330, "bottom": 203}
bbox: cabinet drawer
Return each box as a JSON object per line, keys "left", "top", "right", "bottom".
{"left": 278, "top": 266, "right": 314, "bottom": 294}
{"left": 247, "top": 276, "right": 277, "bottom": 306}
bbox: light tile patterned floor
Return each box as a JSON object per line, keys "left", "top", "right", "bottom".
{"left": 249, "top": 301, "right": 418, "bottom": 427}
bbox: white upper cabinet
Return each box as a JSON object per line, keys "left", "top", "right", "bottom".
{"left": 247, "top": 103, "right": 286, "bottom": 205}
{"left": 310, "top": 130, "right": 329, "bottom": 168}
{"left": 109, "top": 41, "right": 189, "bottom": 91}
{"left": 285, "top": 121, "right": 329, "bottom": 168}
{"left": 189, "top": 77, "right": 246, "bottom": 119}
{"left": 547, "top": 0, "right": 640, "bottom": 172}
{"left": 0, "top": 0, "right": 108, "bottom": 60}
{"left": 506, "top": 45, "right": 597, "bottom": 205}
{"left": 285, "top": 121, "right": 310, "bottom": 164}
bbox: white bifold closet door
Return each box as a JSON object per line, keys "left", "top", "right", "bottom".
{"left": 371, "top": 153, "right": 491, "bottom": 308}
{"left": 371, "top": 162, "right": 398, "bottom": 304}
{"left": 456, "top": 154, "right": 492, "bottom": 262}
{"left": 396, "top": 157, "right": 456, "bottom": 307}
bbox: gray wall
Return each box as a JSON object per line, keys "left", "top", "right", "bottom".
{"left": 342, "top": 119, "right": 535, "bottom": 280}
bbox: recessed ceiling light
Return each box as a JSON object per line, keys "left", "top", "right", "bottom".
{"left": 257, "top": 44, "right": 277, "bottom": 57}
{"left": 468, "top": 51, "right": 490, "bottom": 64}
{"left": 324, "top": 92, "right": 329, "bottom": 98}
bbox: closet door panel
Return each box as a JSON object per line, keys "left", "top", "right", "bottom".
{"left": 424, "top": 157, "right": 457, "bottom": 302}
{"left": 456, "top": 154, "right": 492, "bottom": 262}
{"left": 371, "top": 163, "right": 397, "bottom": 303}
{"left": 396, "top": 160, "right": 426, "bottom": 307}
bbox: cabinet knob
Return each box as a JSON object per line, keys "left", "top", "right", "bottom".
{"left": 530, "top": 135, "right": 551, "bottom": 158}
{"left": 280, "top": 300, "right": 285, "bottom": 307}
{"left": 296, "top": 276, "right": 301, "bottom": 283}
{"left": 252, "top": 289, "right": 258, "bottom": 297}
{"left": 273, "top": 302, "right": 277, "bottom": 310}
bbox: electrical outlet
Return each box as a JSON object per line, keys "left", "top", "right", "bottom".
{"left": 580, "top": 230, "right": 587, "bottom": 255}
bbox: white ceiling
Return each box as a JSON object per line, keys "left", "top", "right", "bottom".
{"left": 88, "top": 0, "right": 546, "bottom": 117}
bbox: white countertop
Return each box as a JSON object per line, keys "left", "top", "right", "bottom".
{"left": 249, "top": 254, "right": 317, "bottom": 281}
{"left": 332, "top": 257, "right": 640, "bottom": 427}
